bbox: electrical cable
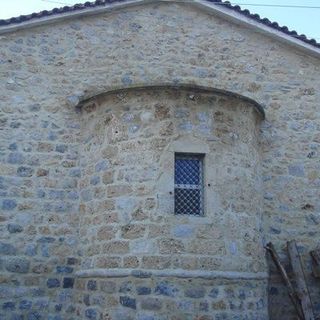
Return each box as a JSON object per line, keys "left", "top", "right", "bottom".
{"left": 40, "top": 0, "right": 320, "bottom": 9}
{"left": 41, "top": 0, "right": 73, "bottom": 5}
{"left": 227, "top": 2, "right": 320, "bottom": 9}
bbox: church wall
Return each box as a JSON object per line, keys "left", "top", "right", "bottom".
{"left": 0, "top": 2, "right": 319, "bottom": 319}
{"left": 0, "top": 97, "right": 82, "bottom": 318}
{"left": 74, "top": 87, "right": 266, "bottom": 318}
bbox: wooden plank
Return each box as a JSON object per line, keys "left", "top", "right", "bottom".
{"left": 310, "top": 249, "right": 320, "bottom": 278}
{"left": 266, "top": 242, "right": 304, "bottom": 320}
{"left": 287, "top": 240, "right": 315, "bottom": 320}
{"left": 310, "top": 249, "right": 320, "bottom": 263}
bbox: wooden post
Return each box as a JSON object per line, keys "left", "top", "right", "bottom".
{"left": 287, "top": 240, "right": 315, "bottom": 320}
{"left": 266, "top": 242, "right": 304, "bottom": 320}
{"left": 310, "top": 248, "right": 320, "bottom": 278}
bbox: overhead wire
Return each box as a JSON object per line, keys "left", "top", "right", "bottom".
{"left": 41, "top": 0, "right": 73, "bottom": 5}
{"left": 223, "top": 3, "right": 320, "bottom": 9}
{"left": 40, "top": 0, "right": 320, "bottom": 9}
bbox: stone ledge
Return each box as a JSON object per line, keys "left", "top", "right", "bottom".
{"left": 76, "top": 268, "right": 268, "bottom": 280}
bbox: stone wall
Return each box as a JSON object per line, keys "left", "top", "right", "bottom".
{"left": 74, "top": 276, "right": 268, "bottom": 320}
{"left": 72, "top": 86, "right": 267, "bottom": 318}
{"left": 0, "top": 95, "right": 82, "bottom": 318}
{"left": 0, "top": 1, "right": 320, "bottom": 319}
{"left": 78, "top": 87, "right": 264, "bottom": 273}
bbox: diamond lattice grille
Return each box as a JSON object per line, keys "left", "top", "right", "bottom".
{"left": 174, "top": 154, "right": 203, "bottom": 216}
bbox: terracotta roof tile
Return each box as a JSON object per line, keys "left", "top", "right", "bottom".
{"left": 0, "top": 0, "right": 319, "bottom": 49}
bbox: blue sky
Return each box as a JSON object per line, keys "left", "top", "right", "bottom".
{"left": 1, "top": 0, "right": 319, "bottom": 40}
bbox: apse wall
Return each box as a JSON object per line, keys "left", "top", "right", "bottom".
{"left": 75, "top": 86, "right": 267, "bottom": 319}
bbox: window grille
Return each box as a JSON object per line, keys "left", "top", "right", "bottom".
{"left": 174, "top": 153, "right": 204, "bottom": 216}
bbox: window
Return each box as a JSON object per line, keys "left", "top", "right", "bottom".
{"left": 174, "top": 153, "right": 204, "bottom": 216}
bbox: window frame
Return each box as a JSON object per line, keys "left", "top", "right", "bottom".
{"left": 174, "top": 152, "right": 205, "bottom": 216}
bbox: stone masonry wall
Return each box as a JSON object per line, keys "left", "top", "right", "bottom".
{"left": 0, "top": 96, "right": 82, "bottom": 319}
{"left": 78, "top": 87, "right": 264, "bottom": 274}
{"left": 0, "top": 1, "right": 320, "bottom": 319}
{"left": 73, "top": 86, "right": 267, "bottom": 318}
{"left": 74, "top": 276, "right": 268, "bottom": 320}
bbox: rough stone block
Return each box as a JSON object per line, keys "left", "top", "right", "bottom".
{"left": 19, "top": 300, "right": 32, "bottom": 310}
{"left": 85, "top": 308, "right": 98, "bottom": 320}
{"left": 102, "top": 171, "right": 114, "bottom": 185}
{"left": 107, "top": 185, "right": 132, "bottom": 197}
{"left": 87, "top": 280, "right": 97, "bottom": 291}
{"left": 136, "top": 286, "right": 151, "bottom": 295}
{"left": 121, "top": 224, "right": 146, "bottom": 239}
{"left": 5, "top": 257, "right": 30, "bottom": 273}
{"left": 140, "top": 298, "right": 163, "bottom": 311}
{"left": 288, "top": 164, "right": 305, "bottom": 177}
{"left": 2, "top": 301, "right": 15, "bottom": 310}
{"left": 67, "top": 257, "right": 78, "bottom": 265}
{"left": 172, "top": 225, "right": 194, "bottom": 238}
{"left": 158, "top": 239, "right": 185, "bottom": 254}
{"left": 155, "top": 281, "right": 179, "bottom": 297}
{"left": 119, "top": 281, "right": 133, "bottom": 293}
{"left": 176, "top": 299, "right": 194, "bottom": 312}
{"left": 102, "top": 241, "right": 129, "bottom": 254}
{"left": 95, "top": 160, "right": 109, "bottom": 172}
{"left": 208, "top": 288, "right": 219, "bottom": 299}
{"left": 8, "top": 152, "right": 25, "bottom": 164}
{"left": 47, "top": 279, "right": 60, "bottom": 288}
{"left": 63, "top": 278, "right": 74, "bottom": 289}
{"left": 1, "top": 200, "right": 17, "bottom": 211}
{"left": 97, "top": 226, "right": 115, "bottom": 241}
{"left": 0, "top": 242, "right": 17, "bottom": 255}
{"left": 142, "top": 256, "right": 171, "bottom": 269}
{"left": 17, "top": 166, "right": 34, "bottom": 177}
{"left": 123, "top": 256, "right": 139, "bottom": 268}
{"left": 185, "top": 286, "right": 205, "bottom": 298}
{"left": 7, "top": 224, "right": 23, "bottom": 233}
{"left": 95, "top": 257, "right": 121, "bottom": 268}
{"left": 119, "top": 296, "right": 136, "bottom": 309}
{"left": 56, "top": 266, "right": 73, "bottom": 274}
{"left": 100, "top": 280, "right": 116, "bottom": 294}
{"left": 131, "top": 240, "right": 155, "bottom": 254}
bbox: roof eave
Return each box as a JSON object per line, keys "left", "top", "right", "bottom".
{"left": 0, "top": 0, "right": 319, "bottom": 58}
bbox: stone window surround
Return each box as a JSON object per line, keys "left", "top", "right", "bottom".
{"left": 154, "top": 135, "right": 213, "bottom": 222}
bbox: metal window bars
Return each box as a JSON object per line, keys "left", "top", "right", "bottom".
{"left": 174, "top": 153, "right": 204, "bottom": 216}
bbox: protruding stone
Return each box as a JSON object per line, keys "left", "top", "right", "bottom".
{"left": 66, "top": 95, "right": 80, "bottom": 107}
